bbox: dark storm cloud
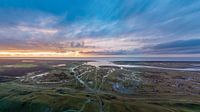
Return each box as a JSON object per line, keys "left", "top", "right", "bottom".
{"left": 149, "top": 39, "right": 200, "bottom": 54}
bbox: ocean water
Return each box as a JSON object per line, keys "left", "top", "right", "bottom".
{"left": 85, "top": 61, "right": 200, "bottom": 71}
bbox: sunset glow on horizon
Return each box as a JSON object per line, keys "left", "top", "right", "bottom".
{"left": 0, "top": 51, "right": 91, "bottom": 57}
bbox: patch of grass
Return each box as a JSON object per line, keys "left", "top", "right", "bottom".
{"left": 0, "top": 99, "right": 52, "bottom": 112}
{"left": 2, "top": 64, "right": 38, "bottom": 68}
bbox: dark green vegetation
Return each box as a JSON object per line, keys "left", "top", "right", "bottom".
{"left": 0, "top": 59, "right": 199, "bottom": 112}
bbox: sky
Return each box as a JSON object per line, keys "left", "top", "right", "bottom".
{"left": 0, "top": 0, "right": 200, "bottom": 57}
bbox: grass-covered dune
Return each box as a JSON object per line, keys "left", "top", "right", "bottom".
{"left": 0, "top": 82, "right": 199, "bottom": 112}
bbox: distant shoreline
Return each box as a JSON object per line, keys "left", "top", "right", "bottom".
{"left": 0, "top": 57, "right": 200, "bottom": 62}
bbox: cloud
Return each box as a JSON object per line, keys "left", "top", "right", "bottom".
{"left": 148, "top": 39, "right": 200, "bottom": 54}
{"left": 80, "top": 50, "right": 128, "bottom": 55}
{"left": 0, "top": 0, "right": 200, "bottom": 56}
{"left": 18, "top": 26, "right": 58, "bottom": 35}
{"left": 154, "top": 39, "right": 200, "bottom": 49}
